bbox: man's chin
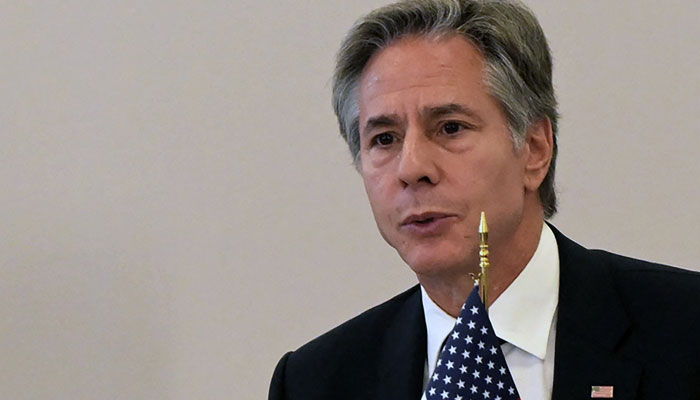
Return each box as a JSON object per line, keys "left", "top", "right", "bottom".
{"left": 392, "top": 239, "right": 478, "bottom": 277}
{"left": 401, "top": 254, "right": 472, "bottom": 279}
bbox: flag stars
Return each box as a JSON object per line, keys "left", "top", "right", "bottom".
{"left": 424, "top": 288, "right": 520, "bottom": 400}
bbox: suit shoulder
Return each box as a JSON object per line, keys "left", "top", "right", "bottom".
{"left": 591, "top": 249, "right": 700, "bottom": 291}
{"left": 552, "top": 223, "right": 700, "bottom": 288}
{"left": 287, "top": 285, "right": 421, "bottom": 363}
{"left": 592, "top": 250, "right": 700, "bottom": 348}
{"left": 273, "top": 285, "right": 425, "bottom": 398}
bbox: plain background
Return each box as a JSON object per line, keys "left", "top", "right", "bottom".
{"left": 1, "top": 0, "right": 698, "bottom": 399}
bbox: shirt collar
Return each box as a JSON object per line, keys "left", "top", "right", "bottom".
{"left": 421, "top": 286, "right": 457, "bottom": 380}
{"left": 488, "top": 223, "right": 559, "bottom": 359}
{"left": 421, "top": 223, "right": 559, "bottom": 368}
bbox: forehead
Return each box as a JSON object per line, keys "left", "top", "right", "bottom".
{"left": 358, "top": 34, "right": 488, "bottom": 116}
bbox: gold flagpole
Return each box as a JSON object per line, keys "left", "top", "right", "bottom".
{"left": 478, "top": 211, "right": 490, "bottom": 310}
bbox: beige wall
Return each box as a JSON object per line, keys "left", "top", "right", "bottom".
{"left": 1, "top": 1, "right": 698, "bottom": 399}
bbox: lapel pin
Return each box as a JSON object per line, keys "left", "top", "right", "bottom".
{"left": 591, "top": 385, "right": 614, "bottom": 398}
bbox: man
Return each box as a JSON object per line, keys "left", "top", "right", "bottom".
{"left": 270, "top": 1, "right": 700, "bottom": 399}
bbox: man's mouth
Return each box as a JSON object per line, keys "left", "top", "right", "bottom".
{"left": 401, "top": 212, "right": 455, "bottom": 226}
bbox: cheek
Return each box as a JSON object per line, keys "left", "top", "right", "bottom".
{"left": 363, "top": 172, "right": 403, "bottom": 242}
{"left": 486, "top": 156, "right": 528, "bottom": 222}
{"left": 362, "top": 172, "right": 390, "bottom": 215}
{"left": 483, "top": 144, "right": 526, "bottom": 185}
{"left": 362, "top": 173, "right": 401, "bottom": 247}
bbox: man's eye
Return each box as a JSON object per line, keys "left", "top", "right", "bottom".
{"left": 372, "top": 133, "right": 395, "bottom": 147}
{"left": 442, "top": 122, "right": 464, "bottom": 135}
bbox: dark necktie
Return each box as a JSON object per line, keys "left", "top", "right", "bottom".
{"left": 425, "top": 286, "right": 521, "bottom": 400}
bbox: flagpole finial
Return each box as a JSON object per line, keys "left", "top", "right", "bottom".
{"left": 479, "top": 211, "right": 488, "bottom": 239}
{"left": 479, "top": 211, "right": 490, "bottom": 309}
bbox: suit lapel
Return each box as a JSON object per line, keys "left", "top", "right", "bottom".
{"left": 550, "top": 226, "right": 641, "bottom": 399}
{"left": 376, "top": 285, "right": 427, "bottom": 400}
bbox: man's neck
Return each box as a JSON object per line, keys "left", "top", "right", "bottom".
{"left": 418, "top": 212, "right": 545, "bottom": 317}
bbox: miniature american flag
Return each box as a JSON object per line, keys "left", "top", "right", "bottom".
{"left": 591, "top": 385, "right": 614, "bottom": 398}
{"left": 425, "top": 286, "right": 520, "bottom": 400}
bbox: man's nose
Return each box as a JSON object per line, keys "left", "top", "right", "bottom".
{"left": 397, "top": 130, "right": 440, "bottom": 188}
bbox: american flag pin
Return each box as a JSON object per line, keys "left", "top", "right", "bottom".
{"left": 591, "top": 385, "right": 614, "bottom": 398}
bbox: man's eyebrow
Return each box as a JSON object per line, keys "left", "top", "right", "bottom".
{"left": 363, "top": 114, "right": 400, "bottom": 134}
{"left": 425, "top": 103, "right": 479, "bottom": 119}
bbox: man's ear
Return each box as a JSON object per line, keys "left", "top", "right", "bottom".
{"left": 523, "top": 118, "right": 554, "bottom": 192}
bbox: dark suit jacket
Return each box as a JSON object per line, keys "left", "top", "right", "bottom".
{"left": 270, "top": 227, "right": 700, "bottom": 399}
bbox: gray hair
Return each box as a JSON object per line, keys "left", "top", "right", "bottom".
{"left": 332, "top": 0, "right": 559, "bottom": 218}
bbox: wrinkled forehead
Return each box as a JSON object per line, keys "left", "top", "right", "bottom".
{"left": 359, "top": 33, "right": 485, "bottom": 94}
{"left": 357, "top": 35, "right": 489, "bottom": 124}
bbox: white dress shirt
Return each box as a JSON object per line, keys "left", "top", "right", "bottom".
{"left": 421, "top": 223, "right": 559, "bottom": 400}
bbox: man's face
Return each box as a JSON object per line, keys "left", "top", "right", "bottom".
{"left": 357, "top": 35, "right": 531, "bottom": 278}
